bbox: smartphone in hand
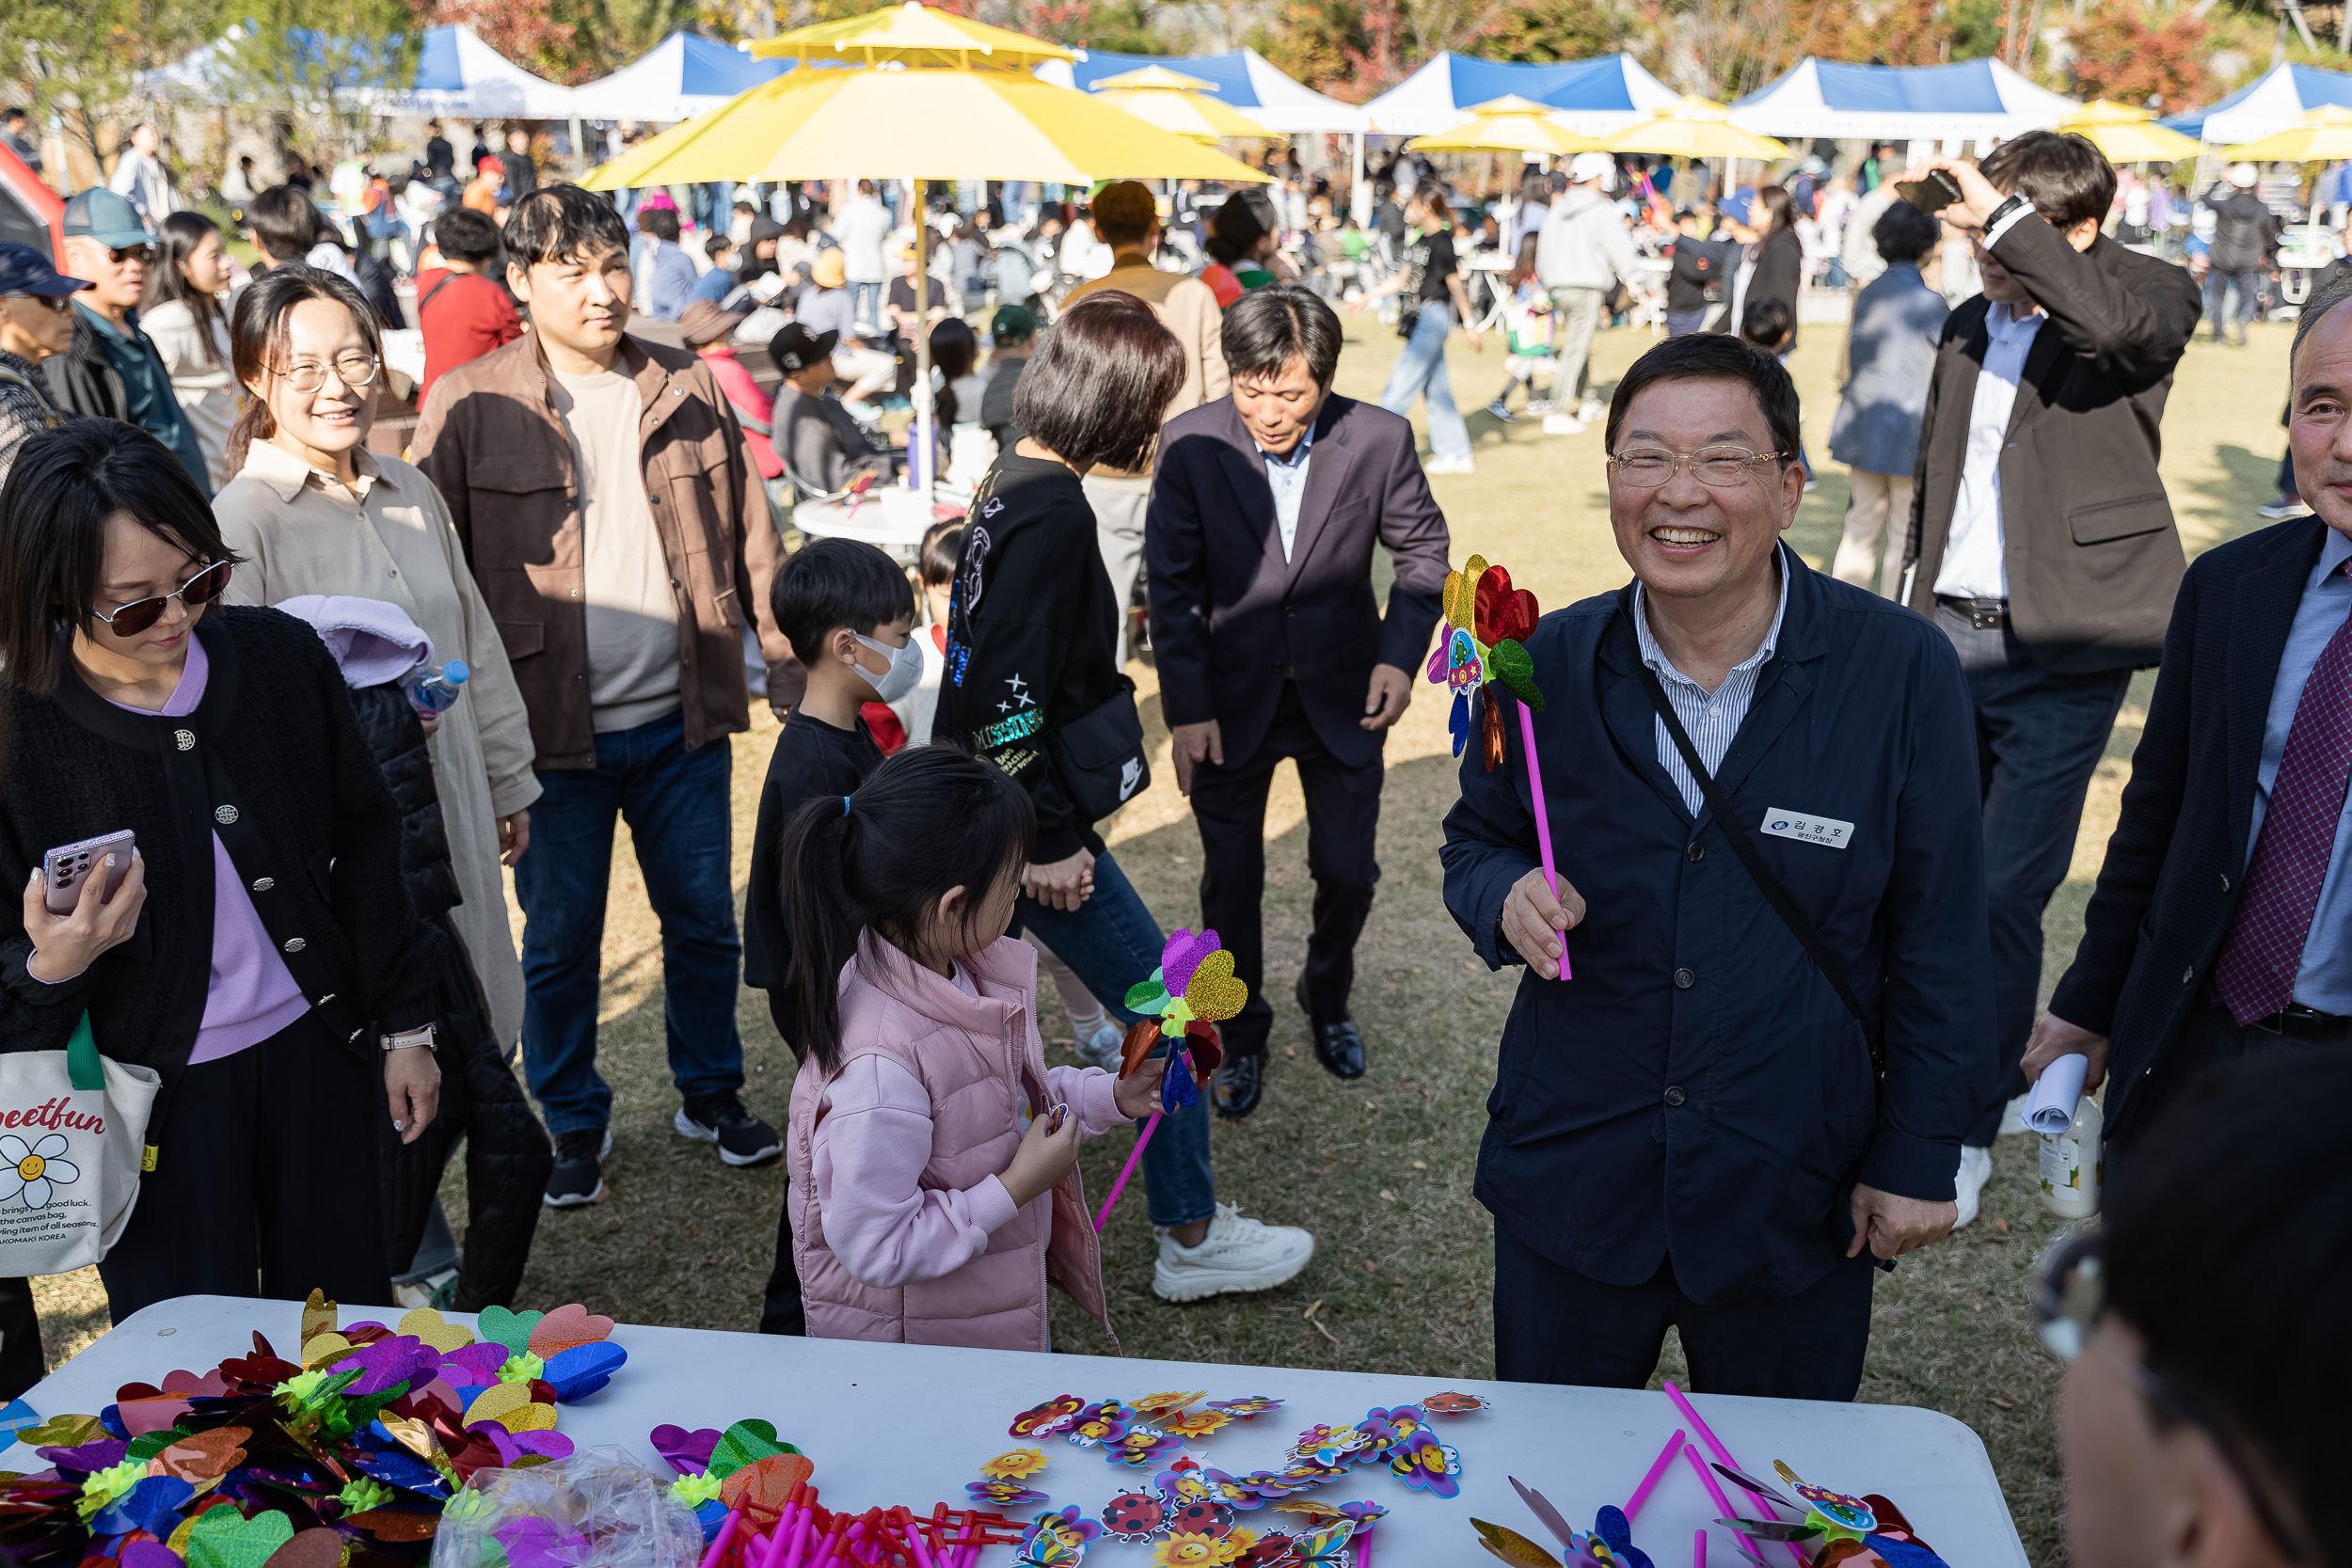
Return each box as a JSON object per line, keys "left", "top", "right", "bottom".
{"left": 41, "top": 831, "right": 135, "bottom": 916}
{"left": 1897, "top": 170, "right": 1964, "bottom": 214}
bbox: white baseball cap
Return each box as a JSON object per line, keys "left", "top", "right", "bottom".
{"left": 2229, "top": 162, "right": 2259, "bottom": 188}
{"left": 1570, "top": 151, "right": 1617, "bottom": 190}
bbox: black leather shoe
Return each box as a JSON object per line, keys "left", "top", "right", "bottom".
{"left": 1213, "top": 1050, "right": 1265, "bottom": 1119}
{"left": 1296, "top": 974, "right": 1367, "bottom": 1080}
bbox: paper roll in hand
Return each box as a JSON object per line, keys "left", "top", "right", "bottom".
{"left": 2025, "top": 1052, "right": 2090, "bottom": 1135}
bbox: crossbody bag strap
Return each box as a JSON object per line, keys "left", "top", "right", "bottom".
{"left": 1629, "top": 654, "right": 1882, "bottom": 1069}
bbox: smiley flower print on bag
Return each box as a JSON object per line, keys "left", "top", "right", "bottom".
{"left": 0, "top": 1133, "right": 79, "bottom": 1208}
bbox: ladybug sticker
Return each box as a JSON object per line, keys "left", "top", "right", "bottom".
{"left": 1102, "top": 1490, "right": 1168, "bottom": 1544}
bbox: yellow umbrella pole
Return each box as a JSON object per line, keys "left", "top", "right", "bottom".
{"left": 915, "top": 176, "right": 931, "bottom": 492}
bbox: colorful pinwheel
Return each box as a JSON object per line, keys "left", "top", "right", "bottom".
{"left": 1093, "top": 930, "right": 1247, "bottom": 1233}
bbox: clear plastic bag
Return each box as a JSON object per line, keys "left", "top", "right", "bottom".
{"left": 432, "top": 1449, "right": 706, "bottom": 1568}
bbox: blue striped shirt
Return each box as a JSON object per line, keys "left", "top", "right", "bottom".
{"left": 1633, "top": 552, "right": 1791, "bottom": 815}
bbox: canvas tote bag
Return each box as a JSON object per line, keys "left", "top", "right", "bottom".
{"left": 0, "top": 1013, "right": 160, "bottom": 1274}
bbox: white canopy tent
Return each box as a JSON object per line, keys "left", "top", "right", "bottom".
{"left": 144, "top": 23, "right": 579, "bottom": 119}
{"left": 1358, "top": 53, "right": 1679, "bottom": 137}
{"left": 564, "top": 31, "right": 787, "bottom": 124}
{"left": 1729, "top": 56, "right": 2075, "bottom": 143}
{"left": 2159, "top": 61, "right": 2352, "bottom": 145}
{"left": 1039, "top": 47, "right": 1373, "bottom": 134}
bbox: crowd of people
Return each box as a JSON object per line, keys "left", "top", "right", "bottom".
{"left": 0, "top": 108, "right": 2345, "bottom": 1568}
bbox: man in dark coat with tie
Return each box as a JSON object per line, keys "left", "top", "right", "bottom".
{"left": 1147, "top": 286, "right": 1451, "bottom": 1117}
{"left": 2025, "top": 271, "right": 2352, "bottom": 1145}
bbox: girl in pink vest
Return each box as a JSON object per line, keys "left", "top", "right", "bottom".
{"left": 779, "top": 746, "right": 1163, "bottom": 1350}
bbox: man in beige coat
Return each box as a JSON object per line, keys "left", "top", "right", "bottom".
{"left": 1063, "top": 180, "right": 1228, "bottom": 662}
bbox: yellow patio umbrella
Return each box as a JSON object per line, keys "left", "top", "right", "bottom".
{"left": 754, "top": 1, "right": 1076, "bottom": 68}
{"left": 1406, "top": 94, "right": 1594, "bottom": 157}
{"left": 2223, "top": 103, "right": 2352, "bottom": 163}
{"left": 2056, "top": 99, "right": 2201, "bottom": 162}
{"left": 1088, "top": 63, "right": 1277, "bottom": 143}
{"left": 1600, "top": 94, "right": 1789, "bottom": 160}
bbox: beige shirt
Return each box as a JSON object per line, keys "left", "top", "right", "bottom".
{"left": 142, "top": 299, "right": 238, "bottom": 490}
{"left": 215, "top": 440, "right": 542, "bottom": 1049}
{"left": 1062, "top": 254, "right": 1230, "bottom": 481}
{"left": 550, "top": 366, "right": 683, "bottom": 734}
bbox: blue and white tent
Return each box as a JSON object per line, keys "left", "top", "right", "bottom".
{"left": 146, "top": 23, "right": 579, "bottom": 118}
{"left": 1730, "top": 57, "right": 2075, "bottom": 142}
{"left": 2161, "top": 62, "right": 2352, "bottom": 145}
{"left": 1356, "top": 53, "right": 1678, "bottom": 137}
{"left": 565, "top": 31, "right": 787, "bottom": 123}
{"left": 1039, "top": 47, "right": 1372, "bottom": 133}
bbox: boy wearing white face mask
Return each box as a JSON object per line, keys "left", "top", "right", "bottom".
{"left": 743, "top": 536, "right": 919, "bottom": 1334}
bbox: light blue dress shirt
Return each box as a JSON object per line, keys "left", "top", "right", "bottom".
{"left": 2247, "top": 526, "right": 2352, "bottom": 1011}
{"left": 1257, "top": 420, "right": 1317, "bottom": 562}
{"left": 1632, "top": 544, "right": 1793, "bottom": 815}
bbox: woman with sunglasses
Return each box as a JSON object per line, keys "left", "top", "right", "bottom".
{"left": 0, "top": 418, "right": 446, "bottom": 1320}
{"left": 212, "top": 265, "right": 540, "bottom": 1059}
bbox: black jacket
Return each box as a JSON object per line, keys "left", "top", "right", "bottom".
{"left": 346, "top": 685, "right": 549, "bottom": 1309}
{"left": 1146, "top": 393, "right": 1451, "bottom": 773}
{"left": 42, "top": 316, "right": 130, "bottom": 423}
{"left": 2046, "top": 517, "right": 2335, "bottom": 1137}
{"left": 0, "top": 608, "right": 441, "bottom": 1082}
{"left": 741, "top": 710, "right": 882, "bottom": 1053}
{"left": 1744, "top": 227, "right": 1804, "bottom": 346}
{"left": 1905, "top": 219, "right": 2203, "bottom": 673}
{"left": 1667, "top": 236, "right": 1729, "bottom": 313}
{"left": 2201, "top": 187, "right": 2279, "bottom": 274}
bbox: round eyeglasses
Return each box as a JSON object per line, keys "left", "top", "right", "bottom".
{"left": 1608, "top": 444, "right": 1785, "bottom": 488}
{"left": 270, "top": 354, "right": 381, "bottom": 395}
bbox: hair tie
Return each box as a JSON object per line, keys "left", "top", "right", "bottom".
{"left": 842, "top": 795, "right": 851, "bottom": 816}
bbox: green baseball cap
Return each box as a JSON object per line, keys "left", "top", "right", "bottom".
{"left": 990, "top": 304, "right": 1037, "bottom": 344}
{"left": 62, "top": 188, "right": 151, "bottom": 249}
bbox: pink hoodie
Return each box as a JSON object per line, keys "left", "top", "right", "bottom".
{"left": 787, "top": 932, "right": 1125, "bottom": 1351}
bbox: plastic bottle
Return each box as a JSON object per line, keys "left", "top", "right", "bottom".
{"left": 2037, "top": 1094, "right": 2104, "bottom": 1219}
{"left": 407, "top": 658, "right": 470, "bottom": 715}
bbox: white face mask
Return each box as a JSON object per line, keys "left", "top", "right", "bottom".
{"left": 851, "top": 630, "right": 924, "bottom": 704}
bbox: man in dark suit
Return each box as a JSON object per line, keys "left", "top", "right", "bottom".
{"left": 1899, "top": 136, "right": 2202, "bottom": 1220}
{"left": 2024, "top": 271, "right": 2352, "bottom": 1146}
{"left": 1147, "top": 286, "right": 1451, "bottom": 1117}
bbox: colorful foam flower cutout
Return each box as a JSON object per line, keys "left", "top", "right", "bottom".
{"left": 983, "top": 1448, "right": 1052, "bottom": 1481}
{"left": 1066, "top": 1401, "right": 1133, "bottom": 1448}
{"left": 1388, "top": 1430, "right": 1462, "bottom": 1497}
{"left": 1426, "top": 554, "right": 1546, "bottom": 769}
{"left": 1159, "top": 1409, "right": 1232, "bottom": 1439}
{"left": 1152, "top": 1532, "right": 1248, "bottom": 1567}
{"left": 1104, "top": 1426, "right": 1186, "bottom": 1469}
{"left": 969, "top": 1480, "right": 1052, "bottom": 1506}
{"left": 1010, "top": 1394, "right": 1087, "bottom": 1439}
{"left": 0, "top": 1133, "right": 79, "bottom": 1209}
{"left": 1131, "top": 1391, "right": 1208, "bottom": 1418}
{"left": 1206, "top": 1396, "right": 1283, "bottom": 1419}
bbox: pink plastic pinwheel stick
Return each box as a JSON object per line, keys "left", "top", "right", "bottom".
{"left": 1662, "top": 1382, "right": 1806, "bottom": 1566}
{"left": 1356, "top": 1524, "right": 1375, "bottom": 1568}
{"left": 1681, "top": 1441, "right": 1767, "bottom": 1565}
{"left": 1516, "top": 700, "right": 1569, "bottom": 980}
{"left": 781, "top": 1501, "right": 816, "bottom": 1568}
{"left": 1624, "top": 1427, "right": 1687, "bottom": 1522}
{"left": 1694, "top": 1528, "right": 1707, "bottom": 1568}
{"left": 700, "top": 1508, "right": 744, "bottom": 1568}
{"left": 1092, "top": 1109, "right": 1163, "bottom": 1231}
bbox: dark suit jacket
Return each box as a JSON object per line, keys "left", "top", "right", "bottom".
{"left": 2047, "top": 517, "right": 2335, "bottom": 1136}
{"left": 1439, "top": 549, "right": 1996, "bottom": 1303}
{"left": 1904, "top": 220, "right": 2203, "bottom": 673}
{"left": 1146, "top": 393, "right": 1451, "bottom": 770}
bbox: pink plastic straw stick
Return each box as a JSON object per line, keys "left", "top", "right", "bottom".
{"left": 1624, "top": 1427, "right": 1688, "bottom": 1522}
{"left": 1355, "top": 1524, "right": 1375, "bottom": 1568}
{"left": 700, "top": 1509, "right": 744, "bottom": 1568}
{"left": 1517, "top": 700, "right": 1570, "bottom": 980}
{"left": 1695, "top": 1529, "right": 1707, "bottom": 1568}
{"left": 1092, "top": 1108, "right": 1163, "bottom": 1231}
{"left": 1663, "top": 1382, "right": 1806, "bottom": 1565}
{"left": 1681, "top": 1442, "right": 1765, "bottom": 1564}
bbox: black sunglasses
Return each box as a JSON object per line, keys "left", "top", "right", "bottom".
{"left": 2032, "top": 1228, "right": 2313, "bottom": 1561}
{"left": 90, "top": 560, "right": 231, "bottom": 638}
{"left": 2, "top": 292, "right": 73, "bottom": 315}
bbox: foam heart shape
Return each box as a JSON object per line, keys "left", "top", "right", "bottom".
{"left": 374, "top": 1415, "right": 437, "bottom": 1463}
{"left": 1489, "top": 639, "right": 1543, "bottom": 711}
{"left": 1450, "top": 556, "right": 1489, "bottom": 633}
{"left": 1424, "top": 642, "right": 1448, "bottom": 684}
{"left": 344, "top": 1510, "right": 440, "bottom": 1543}
{"left": 1595, "top": 1505, "right": 1637, "bottom": 1555}
{"left": 708, "top": 1418, "right": 796, "bottom": 1480}
{"left": 1117, "top": 1019, "right": 1161, "bottom": 1080}
{"left": 1122, "top": 973, "right": 1168, "bottom": 1014}
{"left": 262, "top": 1528, "right": 349, "bottom": 1568}
{"left": 473, "top": 1307, "right": 543, "bottom": 1356}
{"left": 1182, "top": 950, "right": 1248, "bottom": 1023}
{"left": 1183, "top": 1021, "right": 1222, "bottom": 1078}
{"left": 543, "top": 1341, "right": 627, "bottom": 1402}
{"left": 185, "top": 1504, "right": 294, "bottom": 1568}
{"left": 19, "top": 1413, "right": 105, "bottom": 1449}
{"left": 154, "top": 1426, "right": 250, "bottom": 1483}
{"left": 526, "top": 1304, "right": 613, "bottom": 1357}
{"left": 117, "top": 1395, "right": 193, "bottom": 1436}
{"left": 720, "top": 1452, "right": 814, "bottom": 1517}
{"left": 122, "top": 1541, "right": 185, "bottom": 1568}
{"left": 1160, "top": 928, "right": 1218, "bottom": 998}
{"left": 300, "top": 1291, "right": 337, "bottom": 1345}
{"left": 461, "top": 1382, "right": 532, "bottom": 1429}
{"left": 396, "top": 1307, "right": 474, "bottom": 1354}
{"left": 1475, "top": 564, "right": 1540, "bottom": 646}
{"left": 1449, "top": 690, "right": 1470, "bottom": 758}
{"left": 298, "top": 1332, "right": 353, "bottom": 1370}
{"left": 158, "top": 1368, "right": 230, "bottom": 1398}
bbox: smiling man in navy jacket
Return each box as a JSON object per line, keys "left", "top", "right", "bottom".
{"left": 1441, "top": 335, "right": 1998, "bottom": 1398}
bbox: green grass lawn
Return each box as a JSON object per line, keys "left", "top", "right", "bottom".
{"left": 29, "top": 306, "right": 2296, "bottom": 1568}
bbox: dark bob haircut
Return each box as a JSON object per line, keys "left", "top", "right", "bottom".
{"left": 431, "top": 205, "right": 503, "bottom": 267}
{"left": 245, "top": 184, "right": 326, "bottom": 264}
{"left": 503, "top": 183, "right": 631, "bottom": 269}
{"left": 1009, "top": 291, "right": 1185, "bottom": 473}
{"left": 0, "top": 420, "right": 243, "bottom": 694}
{"left": 1603, "top": 333, "right": 1803, "bottom": 471}
{"left": 1978, "top": 130, "right": 2115, "bottom": 233}
{"left": 1871, "top": 198, "right": 1942, "bottom": 264}
{"left": 639, "top": 205, "right": 680, "bottom": 244}
{"left": 1224, "top": 285, "right": 1343, "bottom": 387}
{"left": 769, "top": 536, "right": 914, "bottom": 666}
{"left": 2103, "top": 1050, "right": 2351, "bottom": 1567}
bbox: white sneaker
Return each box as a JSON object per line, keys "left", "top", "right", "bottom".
{"left": 1996, "top": 1092, "right": 2030, "bottom": 1136}
{"left": 1423, "top": 455, "right": 1476, "bottom": 476}
{"left": 1073, "top": 1016, "right": 1122, "bottom": 1069}
{"left": 1541, "top": 414, "right": 1583, "bottom": 436}
{"left": 1152, "top": 1202, "right": 1314, "bottom": 1303}
{"left": 1952, "top": 1144, "right": 1994, "bottom": 1229}
{"left": 1577, "top": 401, "right": 1606, "bottom": 423}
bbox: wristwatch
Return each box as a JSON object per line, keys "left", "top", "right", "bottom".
{"left": 381, "top": 1024, "right": 437, "bottom": 1053}
{"left": 1982, "top": 193, "right": 2029, "bottom": 237}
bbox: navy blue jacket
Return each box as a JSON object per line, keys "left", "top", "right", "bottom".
{"left": 1440, "top": 550, "right": 1999, "bottom": 1303}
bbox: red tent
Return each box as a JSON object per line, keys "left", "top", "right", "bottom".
{"left": 0, "top": 142, "right": 64, "bottom": 261}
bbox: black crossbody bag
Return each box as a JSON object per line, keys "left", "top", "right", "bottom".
{"left": 1051, "top": 675, "right": 1152, "bottom": 824}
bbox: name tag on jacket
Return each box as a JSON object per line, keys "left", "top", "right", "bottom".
{"left": 1760, "top": 808, "right": 1853, "bottom": 849}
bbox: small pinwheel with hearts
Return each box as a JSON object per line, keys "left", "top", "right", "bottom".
{"left": 1091, "top": 929, "right": 1248, "bottom": 1233}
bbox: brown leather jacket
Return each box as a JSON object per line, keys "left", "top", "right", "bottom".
{"left": 412, "top": 328, "right": 802, "bottom": 768}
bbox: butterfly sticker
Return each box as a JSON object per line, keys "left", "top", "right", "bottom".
{"left": 1293, "top": 1520, "right": 1359, "bottom": 1567}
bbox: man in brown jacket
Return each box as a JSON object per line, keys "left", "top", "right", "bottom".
{"left": 413, "top": 184, "right": 799, "bottom": 1209}
{"left": 1063, "top": 180, "right": 1229, "bottom": 665}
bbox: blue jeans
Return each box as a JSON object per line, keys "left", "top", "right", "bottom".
{"left": 1937, "top": 605, "right": 2132, "bottom": 1146}
{"left": 1379, "top": 303, "right": 1470, "bottom": 463}
{"left": 1011, "top": 849, "right": 1216, "bottom": 1231}
{"left": 514, "top": 710, "right": 746, "bottom": 1135}
{"left": 2205, "top": 267, "right": 2259, "bottom": 341}
{"left": 851, "top": 280, "right": 884, "bottom": 332}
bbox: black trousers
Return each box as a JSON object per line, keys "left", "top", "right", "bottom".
{"left": 2116, "top": 1005, "right": 2344, "bottom": 1156}
{"left": 1189, "top": 681, "right": 1383, "bottom": 1057}
{"left": 98, "top": 1011, "right": 390, "bottom": 1322}
{"left": 760, "top": 1190, "right": 805, "bottom": 1336}
{"left": 0, "top": 1276, "right": 43, "bottom": 1400}
{"left": 1493, "top": 1222, "right": 1877, "bottom": 1400}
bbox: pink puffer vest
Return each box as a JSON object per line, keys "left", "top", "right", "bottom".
{"left": 787, "top": 933, "right": 1113, "bottom": 1352}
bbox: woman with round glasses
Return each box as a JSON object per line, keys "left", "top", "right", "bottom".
{"left": 212, "top": 265, "right": 540, "bottom": 1060}
{"left": 0, "top": 418, "right": 446, "bottom": 1319}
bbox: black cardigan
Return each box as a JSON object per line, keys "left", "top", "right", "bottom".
{"left": 0, "top": 607, "right": 442, "bottom": 1073}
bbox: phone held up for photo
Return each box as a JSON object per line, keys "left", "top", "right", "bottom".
{"left": 1897, "top": 169, "right": 1964, "bottom": 214}
{"left": 41, "top": 831, "right": 135, "bottom": 916}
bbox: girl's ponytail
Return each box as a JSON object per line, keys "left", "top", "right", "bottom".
{"left": 781, "top": 794, "right": 862, "bottom": 1072}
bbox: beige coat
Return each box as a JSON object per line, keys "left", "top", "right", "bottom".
{"left": 215, "top": 440, "right": 542, "bottom": 1049}
{"left": 1063, "top": 253, "right": 1230, "bottom": 480}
